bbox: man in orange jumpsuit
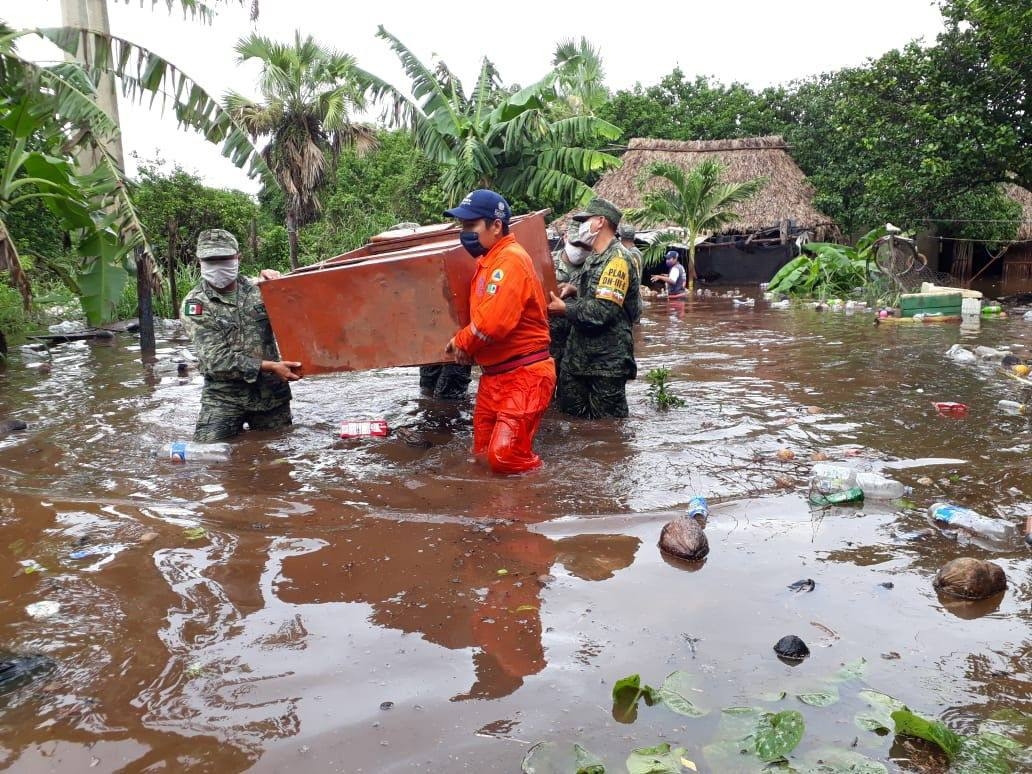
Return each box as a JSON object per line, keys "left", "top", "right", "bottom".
{"left": 444, "top": 189, "right": 555, "bottom": 474}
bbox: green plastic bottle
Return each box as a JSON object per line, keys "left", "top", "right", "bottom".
{"left": 981, "top": 305, "right": 1003, "bottom": 315}
{"left": 809, "top": 487, "right": 865, "bottom": 506}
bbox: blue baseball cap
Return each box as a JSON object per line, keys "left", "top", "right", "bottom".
{"left": 444, "top": 189, "right": 511, "bottom": 224}
{"left": 665, "top": 249, "right": 680, "bottom": 260}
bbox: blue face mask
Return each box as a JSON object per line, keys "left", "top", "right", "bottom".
{"left": 460, "top": 230, "right": 487, "bottom": 257}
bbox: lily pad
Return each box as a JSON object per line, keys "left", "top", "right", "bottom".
{"left": 854, "top": 690, "right": 906, "bottom": 733}
{"left": 792, "top": 748, "right": 889, "bottom": 773}
{"left": 797, "top": 687, "right": 840, "bottom": 707}
{"left": 521, "top": 741, "right": 606, "bottom": 774}
{"left": 755, "top": 710, "right": 805, "bottom": 762}
{"left": 658, "top": 671, "right": 709, "bottom": 718}
{"left": 627, "top": 743, "right": 687, "bottom": 774}
{"left": 831, "top": 658, "right": 866, "bottom": 682}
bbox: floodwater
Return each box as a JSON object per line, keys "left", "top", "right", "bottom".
{"left": 1, "top": 296, "right": 1031, "bottom": 773}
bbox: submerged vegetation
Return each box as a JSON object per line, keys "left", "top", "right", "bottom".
{"left": 522, "top": 658, "right": 1032, "bottom": 773}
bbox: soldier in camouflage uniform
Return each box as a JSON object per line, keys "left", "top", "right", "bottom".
{"left": 547, "top": 198, "right": 641, "bottom": 418}
{"left": 618, "top": 221, "right": 644, "bottom": 278}
{"left": 549, "top": 221, "right": 591, "bottom": 371}
{"left": 180, "top": 229, "right": 301, "bottom": 442}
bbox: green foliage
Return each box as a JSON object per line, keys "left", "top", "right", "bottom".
{"left": 373, "top": 27, "right": 622, "bottom": 214}
{"left": 611, "top": 674, "right": 660, "bottom": 723}
{"left": 626, "top": 743, "right": 688, "bottom": 774}
{"left": 657, "top": 671, "right": 709, "bottom": 718}
{"left": 295, "top": 130, "right": 444, "bottom": 263}
{"left": 767, "top": 229, "right": 888, "bottom": 302}
{"left": 755, "top": 710, "right": 805, "bottom": 762}
{"left": 599, "top": 70, "right": 787, "bottom": 144}
{"left": 132, "top": 159, "right": 261, "bottom": 264}
{"left": 0, "top": 278, "right": 28, "bottom": 334}
{"left": 645, "top": 367, "right": 686, "bottom": 410}
{"left": 226, "top": 30, "right": 377, "bottom": 269}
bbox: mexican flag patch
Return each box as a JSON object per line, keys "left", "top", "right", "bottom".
{"left": 185, "top": 299, "right": 204, "bottom": 316}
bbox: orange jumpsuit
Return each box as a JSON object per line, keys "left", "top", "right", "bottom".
{"left": 453, "top": 233, "right": 556, "bottom": 473}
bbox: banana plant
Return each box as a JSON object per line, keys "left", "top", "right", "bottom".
{"left": 371, "top": 26, "right": 622, "bottom": 209}
{"left": 0, "top": 22, "right": 269, "bottom": 323}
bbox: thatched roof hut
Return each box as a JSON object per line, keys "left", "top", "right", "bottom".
{"left": 564, "top": 136, "right": 837, "bottom": 241}
{"left": 1002, "top": 184, "right": 1032, "bottom": 242}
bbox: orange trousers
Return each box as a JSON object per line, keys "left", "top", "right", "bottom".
{"left": 473, "top": 358, "right": 556, "bottom": 474}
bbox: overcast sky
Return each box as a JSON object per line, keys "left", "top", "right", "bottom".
{"left": 3, "top": 0, "right": 946, "bottom": 194}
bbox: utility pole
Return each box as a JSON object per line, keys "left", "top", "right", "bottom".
{"left": 59, "top": 0, "right": 126, "bottom": 173}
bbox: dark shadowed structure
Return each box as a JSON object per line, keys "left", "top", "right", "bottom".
{"left": 559, "top": 136, "right": 839, "bottom": 284}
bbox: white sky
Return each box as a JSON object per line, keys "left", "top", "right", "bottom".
{"left": 2, "top": 0, "right": 946, "bottom": 194}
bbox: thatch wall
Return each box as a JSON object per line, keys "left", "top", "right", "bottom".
{"left": 1002, "top": 184, "right": 1032, "bottom": 241}
{"left": 564, "top": 136, "right": 837, "bottom": 240}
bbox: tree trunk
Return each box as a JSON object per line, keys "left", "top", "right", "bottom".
{"left": 687, "top": 240, "right": 697, "bottom": 293}
{"left": 60, "top": 0, "right": 126, "bottom": 173}
{"left": 286, "top": 210, "right": 299, "bottom": 271}
{"left": 166, "top": 218, "right": 179, "bottom": 314}
{"left": 136, "top": 247, "right": 156, "bottom": 356}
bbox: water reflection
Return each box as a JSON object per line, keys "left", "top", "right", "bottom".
{"left": 2, "top": 298, "right": 1031, "bottom": 771}
{"left": 277, "top": 521, "right": 639, "bottom": 701}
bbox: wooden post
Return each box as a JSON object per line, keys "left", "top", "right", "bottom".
{"left": 136, "top": 246, "right": 156, "bottom": 356}
{"left": 167, "top": 218, "right": 179, "bottom": 314}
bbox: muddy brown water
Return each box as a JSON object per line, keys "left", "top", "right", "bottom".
{"left": 1, "top": 296, "right": 1031, "bottom": 772}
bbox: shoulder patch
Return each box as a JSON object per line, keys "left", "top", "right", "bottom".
{"left": 184, "top": 299, "right": 204, "bottom": 316}
{"left": 595, "top": 257, "right": 630, "bottom": 304}
{"left": 490, "top": 268, "right": 504, "bottom": 282}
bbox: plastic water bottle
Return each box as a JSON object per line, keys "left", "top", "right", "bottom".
{"left": 928, "top": 502, "right": 1013, "bottom": 541}
{"left": 687, "top": 496, "right": 709, "bottom": 520}
{"left": 809, "top": 487, "right": 864, "bottom": 506}
{"left": 998, "top": 400, "right": 1028, "bottom": 416}
{"left": 160, "top": 441, "right": 231, "bottom": 463}
{"left": 855, "top": 471, "right": 911, "bottom": 499}
{"left": 811, "top": 462, "right": 859, "bottom": 494}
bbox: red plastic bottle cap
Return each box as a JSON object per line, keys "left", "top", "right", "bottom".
{"left": 932, "top": 402, "right": 968, "bottom": 417}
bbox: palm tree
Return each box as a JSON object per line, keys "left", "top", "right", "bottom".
{"left": 225, "top": 32, "right": 377, "bottom": 269}
{"left": 629, "top": 159, "right": 765, "bottom": 293}
{"left": 552, "top": 37, "right": 608, "bottom": 117}
{"left": 371, "top": 26, "right": 621, "bottom": 210}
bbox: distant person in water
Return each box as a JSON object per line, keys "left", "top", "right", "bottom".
{"left": 651, "top": 249, "right": 687, "bottom": 298}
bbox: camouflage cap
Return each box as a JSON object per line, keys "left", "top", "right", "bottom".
{"left": 196, "top": 228, "right": 239, "bottom": 260}
{"left": 571, "top": 197, "right": 622, "bottom": 227}
{"left": 618, "top": 222, "right": 636, "bottom": 240}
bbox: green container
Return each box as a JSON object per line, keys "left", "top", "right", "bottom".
{"left": 809, "top": 487, "right": 864, "bottom": 506}
{"left": 901, "top": 305, "right": 963, "bottom": 318}
{"left": 900, "top": 292, "right": 962, "bottom": 311}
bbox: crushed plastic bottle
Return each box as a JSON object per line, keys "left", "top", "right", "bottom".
{"left": 160, "top": 441, "right": 231, "bottom": 463}
{"left": 998, "top": 400, "right": 1028, "bottom": 416}
{"left": 928, "top": 502, "right": 1012, "bottom": 542}
{"left": 855, "top": 471, "right": 911, "bottom": 499}
{"left": 810, "top": 462, "right": 859, "bottom": 494}
{"left": 686, "top": 496, "right": 709, "bottom": 520}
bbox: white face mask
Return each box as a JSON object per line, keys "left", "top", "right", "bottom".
{"left": 200, "top": 258, "right": 239, "bottom": 289}
{"left": 564, "top": 241, "right": 590, "bottom": 266}
{"left": 575, "top": 217, "right": 600, "bottom": 248}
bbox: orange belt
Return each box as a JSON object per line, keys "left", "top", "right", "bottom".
{"left": 481, "top": 349, "right": 551, "bottom": 376}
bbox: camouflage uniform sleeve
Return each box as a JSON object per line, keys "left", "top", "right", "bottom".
{"left": 565, "top": 250, "right": 632, "bottom": 333}
{"left": 180, "top": 295, "right": 263, "bottom": 383}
